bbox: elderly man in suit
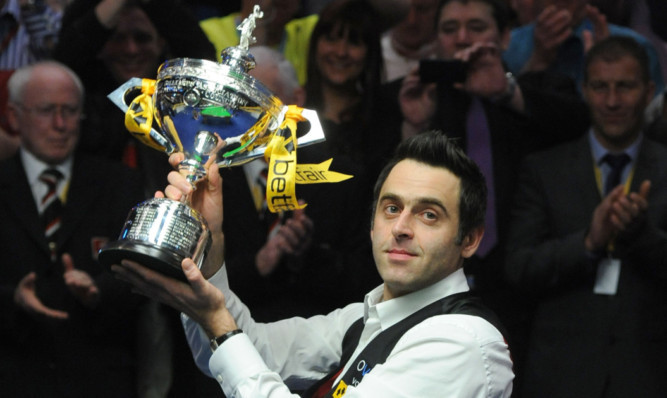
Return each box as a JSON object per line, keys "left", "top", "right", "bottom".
{"left": 0, "top": 61, "right": 146, "bottom": 396}
{"left": 506, "top": 36, "right": 667, "bottom": 397}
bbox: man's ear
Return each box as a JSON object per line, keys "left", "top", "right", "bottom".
{"left": 461, "top": 225, "right": 484, "bottom": 259}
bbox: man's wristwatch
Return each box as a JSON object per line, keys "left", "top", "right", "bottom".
{"left": 210, "top": 329, "right": 243, "bottom": 351}
{"left": 491, "top": 72, "right": 517, "bottom": 104}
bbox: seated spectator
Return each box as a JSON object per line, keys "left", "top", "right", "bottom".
{"left": 505, "top": 35, "right": 667, "bottom": 397}
{"left": 0, "top": 60, "right": 145, "bottom": 397}
{"left": 304, "top": 0, "right": 394, "bottom": 195}
{"left": 503, "top": 0, "right": 665, "bottom": 96}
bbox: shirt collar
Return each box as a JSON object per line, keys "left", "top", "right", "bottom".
{"left": 363, "top": 268, "right": 470, "bottom": 331}
{"left": 588, "top": 128, "right": 643, "bottom": 165}
{"left": 20, "top": 147, "right": 73, "bottom": 187}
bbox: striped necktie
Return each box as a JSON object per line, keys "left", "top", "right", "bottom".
{"left": 39, "top": 168, "right": 64, "bottom": 242}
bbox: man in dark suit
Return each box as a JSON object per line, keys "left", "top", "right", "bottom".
{"left": 0, "top": 61, "right": 146, "bottom": 397}
{"left": 505, "top": 36, "right": 667, "bottom": 397}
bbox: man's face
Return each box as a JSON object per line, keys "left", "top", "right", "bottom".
{"left": 391, "top": 0, "right": 439, "bottom": 51}
{"left": 98, "top": 7, "right": 165, "bottom": 83}
{"left": 371, "top": 159, "right": 477, "bottom": 300}
{"left": 435, "top": 0, "right": 504, "bottom": 59}
{"left": 9, "top": 66, "right": 82, "bottom": 165}
{"left": 583, "top": 55, "right": 654, "bottom": 150}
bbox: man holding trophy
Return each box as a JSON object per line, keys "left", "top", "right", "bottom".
{"left": 106, "top": 8, "right": 513, "bottom": 397}
{"left": 112, "top": 131, "right": 514, "bottom": 397}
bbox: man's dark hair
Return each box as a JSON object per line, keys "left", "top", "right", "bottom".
{"left": 371, "top": 131, "right": 487, "bottom": 244}
{"left": 584, "top": 36, "right": 651, "bottom": 84}
{"left": 436, "top": 0, "right": 511, "bottom": 34}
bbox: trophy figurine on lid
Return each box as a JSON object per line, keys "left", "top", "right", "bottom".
{"left": 98, "top": 6, "right": 351, "bottom": 280}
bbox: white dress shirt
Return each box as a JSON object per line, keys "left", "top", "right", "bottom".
{"left": 182, "top": 266, "right": 514, "bottom": 397}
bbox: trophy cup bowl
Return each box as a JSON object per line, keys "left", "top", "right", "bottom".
{"left": 97, "top": 45, "right": 325, "bottom": 281}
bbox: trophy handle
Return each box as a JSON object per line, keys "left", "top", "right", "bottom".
{"left": 107, "top": 78, "right": 175, "bottom": 154}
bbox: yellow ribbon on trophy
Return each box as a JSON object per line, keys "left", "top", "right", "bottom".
{"left": 264, "top": 105, "right": 353, "bottom": 213}
{"left": 124, "top": 78, "right": 167, "bottom": 152}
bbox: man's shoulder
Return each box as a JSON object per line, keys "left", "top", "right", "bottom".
{"left": 507, "top": 23, "right": 536, "bottom": 49}
{"left": 285, "top": 14, "right": 319, "bottom": 31}
{"left": 414, "top": 313, "right": 506, "bottom": 343}
{"left": 199, "top": 13, "right": 239, "bottom": 39}
{"left": 524, "top": 135, "right": 585, "bottom": 165}
{"left": 607, "top": 23, "right": 654, "bottom": 46}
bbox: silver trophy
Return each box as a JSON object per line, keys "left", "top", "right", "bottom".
{"left": 97, "top": 6, "right": 327, "bottom": 280}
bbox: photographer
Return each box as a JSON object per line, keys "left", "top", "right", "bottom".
{"left": 393, "top": 0, "right": 591, "bottom": 388}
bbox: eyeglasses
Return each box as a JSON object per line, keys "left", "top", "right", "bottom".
{"left": 18, "top": 104, "right": 82, "bottom": 121}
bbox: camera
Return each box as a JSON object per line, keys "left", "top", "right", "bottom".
{"left": 419, "top": 59, "right": 466, "bottom": 85}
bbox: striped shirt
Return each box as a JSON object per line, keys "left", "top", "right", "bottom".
{"left": 0, "top": 0, "right": 62, "bottom": 69}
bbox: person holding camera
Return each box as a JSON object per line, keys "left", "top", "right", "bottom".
{"left": 387, "top": 0, "right": 591, "bottom": 390}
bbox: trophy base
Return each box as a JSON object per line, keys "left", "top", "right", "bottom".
{"left": 98, "top": 240, "right": 190, "bottom": 282}
{"left": 98, "top": 197, "right": 211, "bottom": 282}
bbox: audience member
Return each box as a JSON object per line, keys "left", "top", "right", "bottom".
{"left": 381, "top": 0, "right": 438, "bottom": 82}
{"left": 505, "top": 36, "right": 667, "bottom": 397}
{"left": 503, "top": 0, "right": 665, "bottom": 95}
{"left": 113, "top": 130, "right": 515, "bottom": 397}
{"left": 304, "top": 0, "right": 394, "bottom": 195}
{"left": 389, "top": 0, "right": 590, "bottom": 389}
{"left": 220, "top": 45, "right": 377, "bottom": 323}
{"left": 53, "top": 0, "right": 216, "bottom": 195}
{"left": 0, "top": 61, "right": 145, "bottom": 397}
{"left": 1, "top": 0, "right": 65, "bottom": 69}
